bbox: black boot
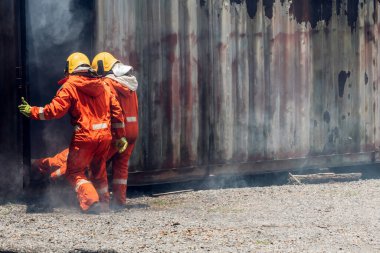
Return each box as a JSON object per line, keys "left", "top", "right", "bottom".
{"left": 83, "top": 202, "right": 101, "bottom": 215}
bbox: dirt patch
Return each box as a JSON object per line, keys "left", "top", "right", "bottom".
{"left": 0, "top": 179, "right": 379, "bottom": 252}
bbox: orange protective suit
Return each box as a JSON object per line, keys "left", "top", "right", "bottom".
{"left": 104, "top": 77, "right": 139, "bottom": 205}
{"left": 30, "top": 75, "right": 125, "bottom": 211}
{"left": 31, "top": 77, "right": 139, "bottom": 206}
{"left": 32, "top": 148, "right": 69, "bottom": 180}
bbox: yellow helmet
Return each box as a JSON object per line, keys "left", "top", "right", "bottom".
{"left": 65, "top": 52, "right": 91, "bottom": 74}
{"left": 91, "top": 52, "right": 119, "bottom": 76}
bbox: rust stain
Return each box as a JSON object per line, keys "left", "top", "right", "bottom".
{"left": 162, "top": 34, "right": 178, "bottom": 63}
{"left": 338, "top": 71, "right": 351, "bottom": 98}
{"left": 95, "top": 0, "right": 380, "bottom": 183}
{"left": 128, "top": 51, "right": 140, "bottom": 71}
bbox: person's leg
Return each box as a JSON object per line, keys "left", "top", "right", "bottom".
{"left": 90, "top": 137, "right": 112, "bottom": 204}
{"left": 31, "top": 148, "right": 69, "bottom": 180}
{"left": 66, "top": 142, "right": 99, "bottom": 211}
{"left": 111, "top": 141, "right": 135, "bottom": 206}
{"left": 49, "top": 148, "right": 69, "bottom": 179}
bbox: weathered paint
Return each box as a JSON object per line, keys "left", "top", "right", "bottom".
{"left": 95, "top": 0, "right": 380, "bottom": 185}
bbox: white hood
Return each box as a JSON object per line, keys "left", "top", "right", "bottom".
{"left": 112, "top": 63, "right": 133, "bottom": 77}
{"left": 106, "top": 63, "right": 138, "bottom": 91}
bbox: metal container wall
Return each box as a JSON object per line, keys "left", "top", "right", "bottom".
{"left": 0, "top": 0, "right": 25, "bottom": 197}
{"left": 95, "top": 0, "right": 380, "bottom": 185}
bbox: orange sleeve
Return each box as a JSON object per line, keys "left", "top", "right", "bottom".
{"left": 30, "top": 84, "right": 72, "bottom": 120}
{"left": 110, "top": 91, "right": 125, "bottom": 139}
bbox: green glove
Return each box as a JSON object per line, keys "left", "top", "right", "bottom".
{"left": 115, "top": 137, "right": 128, "bottom": 153}
{"left": 18, "top": 97, "right": 31, "bottom": 118}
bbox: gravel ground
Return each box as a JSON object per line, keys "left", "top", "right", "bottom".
{"left": 0, "top": 179, "right": 379, "bottom": 252}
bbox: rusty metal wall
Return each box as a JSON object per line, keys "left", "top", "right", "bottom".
{"left": 0, "top": 0, "right": 25, "bottom": 197}
{"left": 95, "top": 0, "right": 380, "bottom": 185}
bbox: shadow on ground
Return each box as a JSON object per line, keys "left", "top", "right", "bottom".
{"left": 6, "top": 164, "right": 380, "bottom": 210}
{"left": 129, "top": 164, "right": 380, "bottom": 197}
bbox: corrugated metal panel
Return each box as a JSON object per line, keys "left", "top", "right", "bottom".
{"left": 95, "top": 0, "right": 380, "bottom": 184}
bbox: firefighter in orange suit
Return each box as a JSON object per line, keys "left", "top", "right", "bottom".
{"left": 91, "top": 52, "right": 139, "bottom": 208}
{"left": 18, "top": 52, "right": 127, "bottom": 213}
{"left": 28, "top": 52, "right": 138, "bottom": 208}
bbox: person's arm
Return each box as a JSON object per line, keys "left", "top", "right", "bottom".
{"left": 29, "top": 84, "right": 72, "bottom": 120}
{"left": 110, "top": 91, "right": 126, "bottom": 139}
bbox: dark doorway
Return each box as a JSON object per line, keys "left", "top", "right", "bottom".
{"left": 25, "top": 0, "right": 95, "bottom": 159}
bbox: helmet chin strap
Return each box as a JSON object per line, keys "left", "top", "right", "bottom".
{"left": 64, "top": 61, "right": 69, "bottom": 75}
{"left": 97, "top": 60, "right": 105, "bottom": 76}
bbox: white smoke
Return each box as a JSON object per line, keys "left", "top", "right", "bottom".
{"left": 26, "top": 0, "right": 87, "bottom": 53}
